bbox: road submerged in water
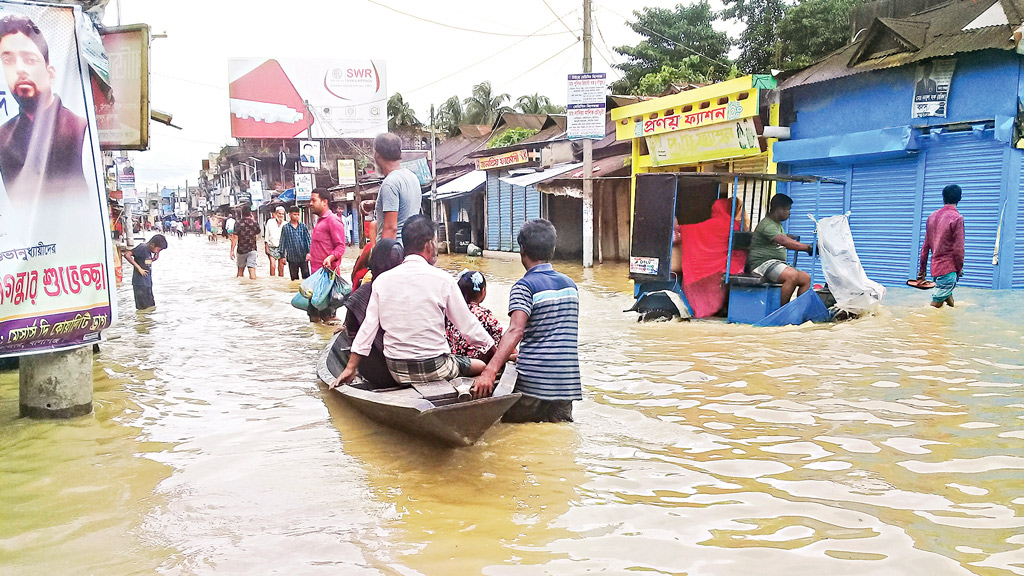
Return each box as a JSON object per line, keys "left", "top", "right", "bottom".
{"left": 2, "top": 234, "right": 1023, "bottom": 575}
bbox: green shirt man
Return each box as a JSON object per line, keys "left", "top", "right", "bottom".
{"left": 746, "top": 193, "right": 814, "bottom": 304}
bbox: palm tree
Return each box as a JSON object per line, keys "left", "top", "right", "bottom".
{"left": 515, "top": 93, "right": 553, "bottom": 115}
{"left": 463, "top": 81, "right": 511, "bottom": 126}
{"left": 387, "top": 93, "right": 420, "bottom": 129}
{"left": 436, "top": 95, "right": 464, "bottom": 136}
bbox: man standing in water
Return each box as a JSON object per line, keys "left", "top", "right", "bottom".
{"left": 230, "top": 204, "right": 260, "bottom": 279}
{"left": 308, "top": 188, "right": 346, "bottom": 322}
{"left": 264, "top": 206, "right": 286, "bottom": 277}
{"left": 472, "top": 219, "right": 582, "bottom": 423}
{"left": 747, "top": 193, "right": 814, "bottom": 305}
{"left": 918, "top": 184, "right": 965, "bottom": 308}
{"left": 360, "top": 133, "right": 420, "bottom": 244}
{"left": 122, "top": 234, "right": 168, "bottom": 310}
{"left": 279, "top": 205, "right": 311, "bottom": 280}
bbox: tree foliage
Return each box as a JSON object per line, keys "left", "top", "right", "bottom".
{"left": 721, "top": 0, "right": 787, "bottom": 73}
{"left": 611, "top": 1, "right": 731, "bottom": 95}
{"left": 436, "top": 95, "right": 464, "bottom": 136}
{"left": 488, "top": 127, "right": 538, "bottom": 149}
{"left": 387, "top": 93, "right": 420, "bottom": 129}
{"left": 463, "top": 81, "right": 512, "bottom": 126}
{"left": 777, "top": 0, "right": 865, "bottom": 69}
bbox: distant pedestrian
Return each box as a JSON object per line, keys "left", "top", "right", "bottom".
{"left": 280, "top": 205, "right": 312, "bottom": 280}
{"left": 360, "top": 133, "right": 421, "bottom": 244}
{"left": 918, "top": 184, "right": 965, "bottom": 308}
{"left": 308, "top": 188, "right": 347, "bottom": 322}
{"left": 341, "top": 208, "right": 354, "bottom": 245}
{"left": 346, "top": 209, "right": 358, "bottom": 245}
{"left": 265, "top": 206, "right": 286, "bottom": 277}
{"left": 122, "top": 234, "right": 168, "bottom": 310}
{"left": 224, "top": 213, "right": 235, "bottom": 239}
{"left": 230, "top": 204, "right": 260, "bottom": 279}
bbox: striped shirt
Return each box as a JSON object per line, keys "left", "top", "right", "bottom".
{"left": 509, "top": 263, "right": 581, "bottom": 401}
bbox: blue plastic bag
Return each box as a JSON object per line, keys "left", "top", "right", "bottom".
{"left": 309, "top": 268, "right": 334, "bottom": 310}
{"left": 291, "top": 291, "right": 311, "bottom": 310}
{"left": 754, "top": 290, "right": 832, "bottom": 327}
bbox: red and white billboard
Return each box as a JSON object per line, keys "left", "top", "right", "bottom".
{"left": 229, "top": 59, "right": 387, "bottom": 139}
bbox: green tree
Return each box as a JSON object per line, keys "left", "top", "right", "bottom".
{"left": 436, "top": 95, "right": 464, "bottom": 136}
{"left": 611, "top": 1, "right": 731, "bottom": 94}
{"left": 387, "top": 93, "right": 420, "bottom": 129}
{"left": 463, "top": 81, "right": 512, "bottom": 125}
{"left": 722, "top": 0, "right": 787, "bottom": 73}
{"left": 777, "top": 0, "right": 866, "bottom": 69}
{"left": 515, "top": 93, "right": 553, "bottom": 114}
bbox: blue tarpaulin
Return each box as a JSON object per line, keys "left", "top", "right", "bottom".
{"left": 753, "top": 290, "right": 832, "bottom": 327}
{"left": 773, "top": 126, "right": 918, "bottom": 165}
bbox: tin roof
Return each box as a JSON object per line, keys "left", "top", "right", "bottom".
{"left": 780, "top": 0, "right": 1024, "bottom": 89}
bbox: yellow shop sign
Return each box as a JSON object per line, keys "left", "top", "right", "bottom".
{"left": 646, "top": 118, "right": 764, "bottom": 167}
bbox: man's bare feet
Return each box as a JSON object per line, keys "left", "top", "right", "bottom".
{"left": 930, "top": 300, "right": 944, "bottom": 308}
{"left": 945, "top": 296, "right": 954, "bottom": 307}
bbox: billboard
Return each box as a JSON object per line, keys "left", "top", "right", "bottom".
{"left": 299, "top": 139, "right": 320, "bottom": 169}
{"left": 93, "top": 24, "right": 150, "bottom": 150}
{"left": 229, "top": 58, "right": 387, "bottom": 139}
{"left": 0, "top": 1, "right": 116, "bottom": 357}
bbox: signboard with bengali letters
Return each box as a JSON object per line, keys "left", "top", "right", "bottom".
{"left": 645, "top": 118, "right": 764, "bottom": 167}
{"left": 475, "top": 149, "right": 530, "bottom": 171}
{"left": 294, "top": 174, "right": 314, "bottom": 202}
{"left": 567, "top": 72, "right": 606, "bottom": 140}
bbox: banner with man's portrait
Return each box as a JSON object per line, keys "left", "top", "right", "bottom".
{"left": 0, "top": 1, "right": 115, "bottom": 357}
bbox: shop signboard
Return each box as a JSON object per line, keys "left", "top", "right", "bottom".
{"left": 567, "top": 72, "right": 606, "bottom": 140}
{"left": 646, "top": 118, "right": 764, "bottom": 167}
{"left": 401, "top": 157, "right": 432, "bottom": 186}
{"left": 0, "top": 1, "right": 117, "bottom": 357}
{"left": 249, "top": 180, "right": 264, "bottom": 207}
{"left": 912, "top": 58, "right": 955, "bottom": 119}
{"left": 229, "top": 58, "right": 387, "bottom": 139}
{"left": 633, "top": 96, "right": 759, "bottom": 138}
{"left": 337, "top": 158, "right": 356, "bottom": 187}
{"left": 115, "top": 157, "right": 136, "bottom": 200}
{"left": 476, "top": 149, "right": 529, "bottom": 171}
{"left": 93, "top": 24, "right": 150, "bottom": 150}
{"left": 299, "top": 140, "right": 320, "bottom": 169}
{"left": 294, "top": 174, "right": 314, "bottom": 202}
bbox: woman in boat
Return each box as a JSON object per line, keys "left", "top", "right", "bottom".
{"left": 339, "top": 239, "right": 405, "bottom": 388}
{"left": 679, "top": 197, "right": 747, "bottom": 317}
{"left": 445, "top": 270, "right": 504, "bottom": 360}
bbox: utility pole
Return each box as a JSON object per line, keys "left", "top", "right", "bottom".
{"left": 582, "top": 0, "right": 594, "bottom": 268}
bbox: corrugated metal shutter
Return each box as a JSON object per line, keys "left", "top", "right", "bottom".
{"left": 922, "top": 132, "right": 1004, "bottom": 288}
{"left": 785, "top": 162, "right": 848, "bottom": 282}
{"left": 526, "top": 185, "right": 541, "bottom": 219}
{"left": 1016, "top": 153, "right": 1024, "bottom": 287}
{"left": 849, "top": 156, "right": 920, "bottom": 285}
{"left": 499, "top": 174, "right": 513, "bottom": 251}
{"left": 731, "top": 154, "right": 769, "bottom": 173}
{"left": 486, "top": 171, "right": 500, "bottom": 250}
{"left": 511, "top": 185, "right": 526, "bottom": 252}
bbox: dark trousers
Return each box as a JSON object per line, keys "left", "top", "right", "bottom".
{"left": 501, "top": 395, "right": 574, "bottom": 423}
{"left": 132, "top": 278, "right": 155, "bottom": 310}
{"left": 307, "top": 302, "right": 338, "bottom": 321}
{"left": 288, "top": 260, "right": 311, "bottom": 280}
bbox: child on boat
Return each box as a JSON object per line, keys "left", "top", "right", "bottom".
{"left": 446, "top": 270, "right": 503, "bottom": 360}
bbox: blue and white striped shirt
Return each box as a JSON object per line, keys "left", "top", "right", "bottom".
{"left": 508, "top": 263, "right": 581, "bottom": 401}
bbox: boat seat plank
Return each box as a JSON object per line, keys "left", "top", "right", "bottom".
{"left": 411, "top": 381, "right": 459, "bottom": 401}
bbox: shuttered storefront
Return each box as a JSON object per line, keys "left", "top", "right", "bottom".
{"left": 849, "top": 156, "right": 920, "bottom": 284}
{"left": 486, "top": 171, "right": 501, "bottom": 250}
{"left": 1016, "top": 153, "right": 1024, "bottom": 287}
{"left": 785, "top": 162, "right": 848, "bottom": 282}
{"left": 486, "top": 171, "right": 542, "bottom": 253}
{"left": 921, "top": 132, "right": 1004, "bottom": 288}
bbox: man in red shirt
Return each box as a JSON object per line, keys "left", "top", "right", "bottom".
{"left": 918, "top": 184, "right": 965, "bottom": 308}
{"left": 308, "top": 188, "right": 347, "bottom": 322}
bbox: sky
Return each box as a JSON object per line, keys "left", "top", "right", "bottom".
{"left": 106, "top": 0, "right": 733, "bottom": 192}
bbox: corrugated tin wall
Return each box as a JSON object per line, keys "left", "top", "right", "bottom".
{"left": 499, "top": 175, "right": 513, "bottom": 251}
{"left": 1015, "top": 153, "right": 1024, "bottom": 288}
{"left": 921, "top": 132, "right": 1004, "bottom": 288}
{"left": 486, "top": 171, "right": 500, "bottom": 250}
{"left": 785, "top": 163, "right": 848, "bottom": 283}
{"left": 850, "top": 156, "right": 920, "bottom": 284}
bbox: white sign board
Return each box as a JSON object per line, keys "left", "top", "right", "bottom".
{"left": 567, "top": 73, "right": 606, "bottom": 140}
{"left": 299, "top": 140, "right": 320, "bottom": 169}
{"left": 912, "top": 59, "right": 955, "bottom": 118}
{"left": 294, "top": 174, "right": 314, "bottom": 202}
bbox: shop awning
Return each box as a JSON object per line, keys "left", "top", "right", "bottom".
{"left": 498, "top": 162, "right": 583, "bottom": 188}
{"left": 773, "top": 126, "right": 919, "bottom": 164}
{"left": 435, "top": 170, "right": 486, "bottom": 200}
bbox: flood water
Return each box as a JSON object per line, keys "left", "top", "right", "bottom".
{"left": 2, "top": 233, "right": 1023, "bottom": 575}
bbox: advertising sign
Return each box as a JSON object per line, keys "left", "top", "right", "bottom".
{"left": 294, "top": 174, "right": 314, "bottom": 202}
{"left": 299, "top": 140, "right": 320, "bottom": 169}
{"left": 476, "top": 149, "right": 530, "bottom": 170}
{"left": 0, "top": 1, "right": 116, "bottom": 357}
{"left": 401, "top": 157, "right": 432, "bottom": 186}
{"left": 645, "top": 118, "right": 764, "bottom": 167}
{"left": 229, "top": 58, "right": 387, "bottom": 139}
{"left": 93, "top": 24, "right": 149, "bottom": 150}
{"left": 115, "top": 156, "right": 136, "bottom": 200}
{"left": 567, "top": 72, "right": 606, "bottom": 140}
{"left": 912, "top": 58, "right": 955, "bottom": 118}
{"left": 248, "top": 180, "right": 264, "bottom": 207}
{"left": 337, "top": 158, "right": 356, "bottom": 187}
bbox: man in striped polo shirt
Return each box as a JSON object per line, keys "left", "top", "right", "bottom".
{"left": 472, "top": 218, "right": 582, "bottom": 422}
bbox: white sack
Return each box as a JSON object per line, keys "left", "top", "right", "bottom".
{"left": 812, "top": 214, "right": 886, "bottom": 315}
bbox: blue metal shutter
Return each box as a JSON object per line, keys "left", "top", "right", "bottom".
{"left": 486, "top": 171, "right": 500, "bottom": 250}
{"left": 921, "top": 132, "right": 1004, "bottom": 288}
{"left": 785, "top": 162, "right": 848, "bottom": 282}
{"left": 1016, "top": 153, "right": 1024, "bottom": 287}
{"left": 499, "top": 173, "right": 513, "bottom": 251}
{"left": 849, "top": 156, "right": 920, "bottom": 285}
{"left": 526, "top": 185, "right": 541, "bottom": 220}
{"left": 511, "top": 185, "right": 527, "bottom": 252}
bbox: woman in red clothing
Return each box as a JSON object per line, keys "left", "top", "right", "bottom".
{"left": 446, "top": 270, "right": 503, "bottom": 359}
{"left": 679, "top": 198, "right": 747, "bottom": 317}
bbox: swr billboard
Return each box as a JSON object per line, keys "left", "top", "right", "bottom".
{"left": 228, "top": 58, "right": 387, "bottom": 139}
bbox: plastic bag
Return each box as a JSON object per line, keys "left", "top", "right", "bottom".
{"left": 811, "top": 213, "right": 886, "bottom": 315}
{"left": 308, "top": 269, "right": 335, "bottom": 310}
{"left": 291, "top": 291, "right": 310, "bottom": 310}
{"left": 754, "top": 289, "right": 831, "bottom": 327}
{"left": 298, "top": 270, "right": 322, "bottom": 298}
{"left": 329, "top": 273, "right": 351, "bottom": 308}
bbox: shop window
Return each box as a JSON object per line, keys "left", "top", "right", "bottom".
{"left": 717, "top": 97, "right": 729, "bottom": 105}
{"left": 681, "top": 104, "right": 693, "bottom": 113}
{"left": 737, "top": 92, "right": 750, "bottom": 101}
{"left": 699, "top": 101, "right": 710, "bottom": 109}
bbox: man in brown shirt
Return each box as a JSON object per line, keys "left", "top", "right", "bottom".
{"left": 230, "top": 204, "right": 261, "bottom": 279}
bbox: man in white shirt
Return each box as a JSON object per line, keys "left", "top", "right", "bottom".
{"left": 264, "top": 206, "right": 286, "bottom": 276}
{"left": 332, "top": 215, "right": 495, "bottom": 387}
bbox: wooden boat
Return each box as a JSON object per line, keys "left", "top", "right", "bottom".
{"left": 317, "top": 332, "right": 522, "bottom": 447}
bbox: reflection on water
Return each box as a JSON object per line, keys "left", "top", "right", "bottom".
{"left": 2, "top": 236, "right": 1023, "bottom": 575}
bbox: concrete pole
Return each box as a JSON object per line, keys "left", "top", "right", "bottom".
{"left": 582, "top": 0, "right": 595, "bottom": 268}
{"left": 19, "top": 346, "right": 93, "bottom": 418}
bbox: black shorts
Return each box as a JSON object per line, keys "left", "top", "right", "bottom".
{"left": 501, "top": 395, "right": 574, "bottom": 423}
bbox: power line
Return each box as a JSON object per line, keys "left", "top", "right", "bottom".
{"left": 541, "top": 0, "right": 579, "bottom": 38}
{"left": 594, "top": 10, "right": 619, "bottom": 67}
{"left": 366, "top": 0, "right": 571, "bottom": 38}
{"left": 498, "top": 40, "right": 580, "bottom": 88}
{"left": 597, "top": 2, "right": 733, "bottom": 71}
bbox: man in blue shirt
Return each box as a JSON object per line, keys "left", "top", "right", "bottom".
{"left": 472, "top": 218, "right": 581, "bottom": 422}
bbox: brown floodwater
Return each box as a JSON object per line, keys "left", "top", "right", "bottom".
{"left": 2, "top": 234, "right": 1023, "bottom": 575}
